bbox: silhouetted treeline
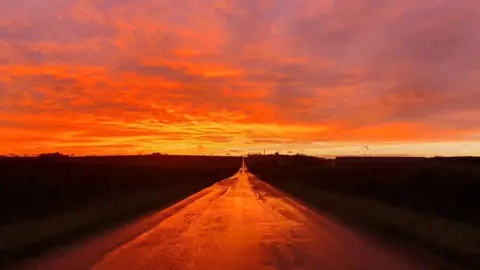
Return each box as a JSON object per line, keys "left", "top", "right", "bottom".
{"left": 247, "top": 155, "right": 480, "bottom": 225}
{"left": 0, "top": 155, "right": 240, "bottom": 224}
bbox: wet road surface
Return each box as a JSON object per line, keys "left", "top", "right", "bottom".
{"left": 91, "top": 163, "right": 426, "bottom": 270}
{"left": 19, "top": 162, "right": 430, "bottom": 270}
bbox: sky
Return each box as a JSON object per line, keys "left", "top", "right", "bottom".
{"left": 1, "top": 0, "right": 479, "bottom": 156}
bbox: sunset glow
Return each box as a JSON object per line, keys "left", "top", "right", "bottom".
{"left": 1, "top": 0, "right": 479, "bottom": 156}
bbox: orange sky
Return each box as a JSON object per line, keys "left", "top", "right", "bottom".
{"left": 1, "top": 0, "right": 480, "bottom": 156}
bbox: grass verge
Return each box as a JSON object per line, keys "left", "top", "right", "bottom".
{"left": 269, "top": 179, "right": 480, "bottom": 269}
{"left": 0, "top": 183, "right": 209, "bottom": 267}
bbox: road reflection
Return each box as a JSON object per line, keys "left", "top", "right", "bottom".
{"left": 91, "top": 163, "right": 425, "bottom": 270}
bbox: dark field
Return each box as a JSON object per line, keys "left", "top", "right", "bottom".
{"left": 0, "top": 155, "right": 240, "bottom": 265}
{"left": 247, "top": 155, "right": 480, "bottom": 268}
{"left": 248, "top": 155, "right": 479, "bottom": 224}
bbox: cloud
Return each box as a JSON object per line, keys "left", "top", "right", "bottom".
{"left": 0, "top": 0, "right": 479, "bottom": 156}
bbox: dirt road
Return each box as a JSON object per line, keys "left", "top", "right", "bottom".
{"left": 18, "top": 162, "right": 429, "bottom": 270}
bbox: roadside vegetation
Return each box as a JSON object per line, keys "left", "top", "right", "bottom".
{"left": 247, "top": 154, "right": 480, "bottom": 269}
{"left": 0, "top": 154, "right": 240, "bottom": 266}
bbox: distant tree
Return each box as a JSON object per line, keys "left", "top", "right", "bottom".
{"left": 38, "top": 152, "right": 69, "bottom": 160}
